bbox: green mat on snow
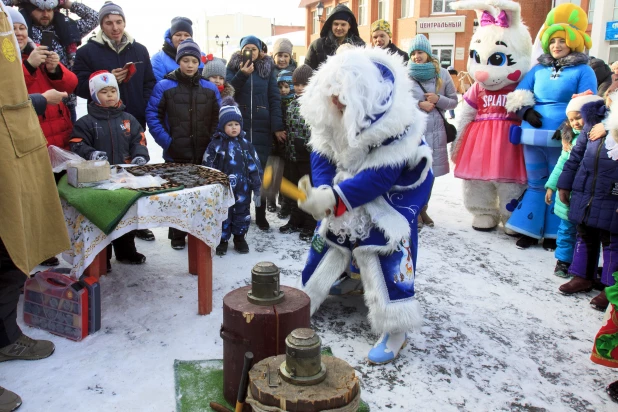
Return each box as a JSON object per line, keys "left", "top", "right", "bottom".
{"left": 174, "top": 348, "right": 370, "bottom": 412}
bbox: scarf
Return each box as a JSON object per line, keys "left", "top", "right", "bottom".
{"left": 408, "top": 62, "right": 437, "bottom": 82}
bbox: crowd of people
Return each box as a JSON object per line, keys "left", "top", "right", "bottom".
{"left": 3, "top": 0, "right": 618, "bottom": 409}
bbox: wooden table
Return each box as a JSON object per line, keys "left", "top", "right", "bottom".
{"left": 61, "top": 183, "right": 234, "bottom": 315}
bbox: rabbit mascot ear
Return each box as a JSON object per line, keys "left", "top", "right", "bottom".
{"left": 450, "top": 0, "right": 532, "bottom": 91}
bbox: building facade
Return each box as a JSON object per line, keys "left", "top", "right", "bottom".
{"left": 587, "top": 0, "right": 618, "bottom": 64}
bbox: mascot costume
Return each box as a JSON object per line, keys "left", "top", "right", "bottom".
{"left": 296, "top": 46, "right": 433, "bottom": 364}
{"left": 504, "top": 3, "right": 597, "bottom": 249}
{"left": 450, "top": 0, "right": 531, "bottom": 233}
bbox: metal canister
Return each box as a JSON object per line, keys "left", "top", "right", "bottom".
{"left": 279, "top": 328, "right": 326, "bottom": 385}
{"left": 247, "top": 262, "right": 285, "bottom": 305}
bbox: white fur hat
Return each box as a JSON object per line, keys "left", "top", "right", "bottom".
{"left": 565, "top": 94, "right": 603, "bottom": 114}
{"left": 89, "top": 70, "right": 119, "bottom": 104}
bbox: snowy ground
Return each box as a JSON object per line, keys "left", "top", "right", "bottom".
{"left": 2, "top": 102, "right": 617, "bottom": 411}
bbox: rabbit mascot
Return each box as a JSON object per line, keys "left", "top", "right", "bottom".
{"left": 297, "top": 46, "right": 433, "bottom": 364}
{"left": 503, "top": 3, "right": 596, "bottom": 249}
{"left": 450, "top": 0, "right": 531, "bottom": 233}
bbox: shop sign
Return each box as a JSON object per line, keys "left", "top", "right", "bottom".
{"left": 606, "top": 21, "right": 618, "bottom": 41}
{"left": 417, "top": 16, "right": 466, "bottom": 33}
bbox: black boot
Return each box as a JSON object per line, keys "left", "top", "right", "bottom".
{"left": 135, "top": 229, "right": 155, "bottom": 241}
{"left": 233, "top": 235, "right": 249, "bottom": 254}
{"left": 216, "top": 240, "right": 228, "bottom": 256}
{"left": 516, "top": 235, "right": 538, "bottom": 249}
{"left": 255, "top": 204, "right": 270, "bottom": 231}
{"left": 542, "top": 238, "right": 557, "bottom": 251}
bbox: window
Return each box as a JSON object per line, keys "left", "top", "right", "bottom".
{"left": 432, "top": 0, "right": 456, "bottom": 13}
{"left": 401, "top": 0, "right": 413, "bottom": 18}
{"left": 312, "top": 10, "right": 318, "bottom": 35}
{"left": 378, "top": 0, "right": 385, "bottom": 20}
{"left": 432, "top": 46, "right": 453, "bottom": 69}
{"left": 325, "top": 6, "right": 333, "bottom": 18}
{"left": 588, "top": 0, "right": 594, "bottom": 23}
{"left": 358, "top": 0, "right": 367, "bottom": 25}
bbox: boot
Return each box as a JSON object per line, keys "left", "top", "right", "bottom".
{"left": 368, "top": 332, "right": 407, "bottom": 364}
{"left": 471, "top": 214, "right": 498, "bottom": 231}
{"left": 0, "top": 334, "right": 55, "bottom": 362}
{"left": 171, "top": 238, "right": 186, "bottom": 250}
{"left": 516, "top": 235, "right": 538, "bottom": 249}
{"left": 233, "top": 235, "right": 249, "bottom": 254}
{"left": 279, "top": 222, "right": 299, "bottom": 233}
{"left": 0, "top": 386, "right": 21, "bottom": 412}
{"left": 135, "top": 229, "right": 155, "bottom": 241}
{"left": 553, "top": 260, "right": 571, "bottom": 278}
{"left": 116, "top": 252, "right": 146, "bottom": 265}
{"left": 266, "top": 198, "right": 277, "bottom": 213}
{"left": 216, "top": 240, "right": 228, "bottom": 256}
{"left": 542, "top": 238, "right": 557, "bottom": 251}
{"left": 299, "top": 229, "right": 314, "bottom": 241}
{"left": 559, "top": 276, "right": 593, "bottom": 295}
{"left": 255, "top": 204, "right": 270, "bottom": 231}
{"left": 607, "top": 380, "right": 618, "bottom": 403}
{"left": 277, "top": 202, "right": 292, "bottom": 219}
{"left": 420, "top": 205, "right": 433, "bottom": 227}
{"left": 590, "top": 290, "right": 610, "bottom": 311}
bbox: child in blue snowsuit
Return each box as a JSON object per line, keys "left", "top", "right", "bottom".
{"left": 203, "top": 97, "right": 262, "bottom": 255}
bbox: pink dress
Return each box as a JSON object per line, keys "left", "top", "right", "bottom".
{"left": 453, "top": 83, "right": 527, "bottom": 184}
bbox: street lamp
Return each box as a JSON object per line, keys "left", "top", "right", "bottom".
{"left": 215, "top": 34, "right": 229, "bottom": 59}
{"left": 316, "top": 1, "right": 324, "bottom": 22}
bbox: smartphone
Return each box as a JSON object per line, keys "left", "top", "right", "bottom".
{"left": 40, "top": 31, "right": 54, "bottom": 49}
{"left": 242, "top": 49, "right": 253, "bottom": 66}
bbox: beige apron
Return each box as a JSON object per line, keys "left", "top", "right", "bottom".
{"left": 0, "top": 7, "right": 70, "bottom": 274}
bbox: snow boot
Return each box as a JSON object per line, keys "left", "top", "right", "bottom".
{"left": 542, "top": 238, "right": 557, "bottom": 251}
{"left": 472, "top": 214, "right": 498, "bottom": 231}
{"left": 559, "top": 276, "right": 593, "bottom": 295}
{"left": 368, "top": 332, "right": 407, "bottom": 364}
{"left": 553, "top": 260, "right": 571, "bottom": 278}
{"left": 590, "top": 290, "right": 609, "bottom": 311}
{"left": 0, "top": 334, "right": 55, "bottom": 362}
{"left": 135, "top": 229, "right": 155, "bottom": 241}
{"left": 329, "top": 275, "right": 364, "bottom": 295}
{"left": 255, "top": 205, "right": 270, "bottom": 231}
{"left": 233, "top": 235, "right": 249, "bottom": 254}
{"left": 279, "top": 222, "right": 299, "bottom": 233}
{"left": 0, "top": 386, "right": 21, "bottom": 412}
{"left": 277, "top": 204, "right": 292, "bottom": 219}
{"left": 216, "top": 240, "right": 228, "bottom": 256}
{"left": 116, "top": 252, "right": 146, "bottom": 265}
{"left": 607, "top": 380, "right": 618, "bottom": 403}
{"left": 171, "top": 238, "right": 185, "bottom": 250}
{"left": 516, "top": 235, "right": 538, "bottom": 249}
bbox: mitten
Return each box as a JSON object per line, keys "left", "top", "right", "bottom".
{"left": 523, "top": 109, "right": 543, "bottom": 128}
{"left": 551, "top": 129, "right": 562, "bottom": 141}
{"left": 253, "top": 193, "right": 261, "bottom": 207}
{"left": 90, "top": 151, "right": 108, "bottom": 161}
{"left": 131, "top": 156, "right": 147, "bottom": 166}
{"left": 299, "top": 185, "right": 336, "bottom": 221}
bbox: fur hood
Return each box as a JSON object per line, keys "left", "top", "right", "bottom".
{"left": 228, "top": 52, "right": 275, "bottom": 79}
{"left": 320, "top": 4, "right": 360, "bottom": 39}
{"left": 580, "top": 99, "right": 607, "bottom": 127}
{"left": 537, "top": 52, "right": 589, "bottom": 68}
{"left": 219, "top": 82, "right": 235, "bottom": 98}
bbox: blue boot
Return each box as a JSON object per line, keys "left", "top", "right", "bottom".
{"left": 368, "top": 332, "right": 407, "bottom": 364}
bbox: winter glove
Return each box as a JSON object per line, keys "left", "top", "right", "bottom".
{"left": 298, "top": 176, "right": 336, "bottom": 221}
{"left": 131, "top": 156, "right": 147, "bottom": 166}
{"left": 90, "top": 151, "right": 108, "bottom": 161}
{"left": 253, "top": 193, "right": 261, "bottom": 207}
{"left": 523, "top": 109, "right": 543, "bottom": 128}
{"left": 551, "top": 129, "right": 562, "bottom": 141}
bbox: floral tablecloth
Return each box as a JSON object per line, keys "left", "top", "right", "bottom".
{"left": 61, "top": 184, "right": 234, "bottom": 279}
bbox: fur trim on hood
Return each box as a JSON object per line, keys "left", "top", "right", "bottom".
{"left": 220, "top": 82, "right": 235, "bottom": 98}
{"left": 537, "top": 52, "right": 589, "bottom": 68}
{"left": 228, "top": 52, "right": 275, "bottom": 79}
{"left": 580, "top": 99, "right": 607, "bottom": 126}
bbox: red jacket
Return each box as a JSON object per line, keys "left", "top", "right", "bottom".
{"left": 22, "top": 43, "right": 77, "bottom": 150}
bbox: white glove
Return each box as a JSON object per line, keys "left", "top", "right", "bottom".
{"left": 90, "top": 151, "right": 108, "bottom": 161}
{"left": 132, "top": 156, "right": 147, "bottom": 165}
{"left": 298, "top": 183, "right": 336, "bottom": 220}
{"left": 253, "top": 193, "right": 261, "bottom": 207}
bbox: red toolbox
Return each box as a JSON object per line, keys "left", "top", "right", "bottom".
{"left": 79, "top": 275, "right": 101, "bottom": 334}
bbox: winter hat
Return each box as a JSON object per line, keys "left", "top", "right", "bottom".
{"left": 89, "top": 70, "right": 119, "bottom": 104}
{"left": 277, "top": 69, "right": 294, "bottom": 94}
{"left": 202, "top": 54, "right": 227, "bottom": 79}
{"left": 539, "top": 3, "right": 591, "bottom": 54}
{"left": 566, "top": 91, "right": 603, "bottom": 114}
{"left": 170, "top": 16, "right": 193, "bottom": 37}
{"left": 28, "top": 0, "right": 58, "bottom": 10}
{"left": 240, "top": 35, "right": 261, "bottom": 51}
{"left": 273, "top": 38, "right": 293, "bottom": 56}
{"left": 331, "top": 11, "right": 351, "bottom": 22}
{"left": 176, "top": 38, "right": 201, "bottom": 63}
{"left": 370, "top": 19, "right": 391, "bottom": 37}
{"left": 7, "top": 7, "right": 27, "bottom": 28}
{"left": 99, "top": 1, "right": 125, "bottom": 25}
{"left": 292, "top": 64, "right": 313, "bottom": 85}
{"left": 218, "top": 96, "right": 243, "bottom": 130}
{"left": 408, "top": 34, "right": 432, "bottom": 57}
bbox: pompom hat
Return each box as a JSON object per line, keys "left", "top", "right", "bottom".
{"left": 539, "top": 3, "right": 592, "bottom": 54}
{"left": 89, "top": 70, "right": 119, "bottom": 105}
{"left": 218, "top": 96, "right": 243, "bottom": 130}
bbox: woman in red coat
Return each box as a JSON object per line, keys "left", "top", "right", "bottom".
{"left": 10, "top": 8, "right": 76, "bottom": 150}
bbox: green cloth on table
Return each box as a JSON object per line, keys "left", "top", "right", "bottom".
{"left": 57, "top": 175, "right": 143, "bottom": 235}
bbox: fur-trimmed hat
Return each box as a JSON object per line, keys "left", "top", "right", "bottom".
{"left": 292, "top": 64, "right": 313, "bottom": 85}
{"left": 202, "top": 54, "right": 227, "bottom": 79}
{"left": 89, "top": 70, "right": 119, "bottom": 104}
{"left": 371, "top": 19, "right": 391, "bottom": 37}
{"left": 99, "top": 1, "right": 125, "bottom": 25}
{"left": 408, "top": 34, "right": 432, "bottom": 56}
{"left": 176, "top": 38, "right": 201, "bottom": 63}
{"left": 170, "top": 16, "right": 193, "bottom": 37}
{"left": 566, "top": 91, "right": 603, "bottom": 114}
{"left": 273, "top": 38, "right": 293, "bottom": 56}
{"left": 218, "top": 96, "right": 243, "bottom": 130}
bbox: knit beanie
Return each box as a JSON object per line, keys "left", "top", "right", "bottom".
{"left": 28, "top": 0, "right": 58, "bottom": 10}
{"left": 277, "top": 70, "right": 294, "bottom": 94}
{"left": 539, "top": 3, "right": 591, "bottom": 54}
{"left": 371, "top": 19, "right": 391, "bottom": 37}
{"left": 273, "top": 38, "right": 293, "bottom": 56}
{"left": 202, "top": 54, "right": 227, "bottom": 79}
{"left": 565, "top": 93, "right": 603, "bottom": 114}
{"left": 176, "top": 38, "right": 201, "bottom": 63}
{"left": 170, "top": 16, "right": 193, "bottom": 37}
{"left": 7, "top": 7, "right": 27, "bottom": 28}
{"left": 408, "top": 34, "right": 432, "bottom": 56}
{"left": 218, "top": 96, "right": 243, "bottom": 130}
{"left": 99, "top": 1, "right": 125, "bottom": 25}
{"left": 89, "top": 70, "right": 119, "bottom": 104}
{"left": 240, "top": 35, "right": 261, "bottom": 51}
{"left": 331, "top": 11, "right": 351, "bottom": 22}
{"left": 292, "top": 64, "right": 313, "bottom": 85}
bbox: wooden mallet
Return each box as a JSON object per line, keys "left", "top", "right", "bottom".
{"left": 235, "top": 352, "right": 254, "bottom": 412}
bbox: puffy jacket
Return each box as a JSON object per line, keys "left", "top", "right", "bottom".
{"left": 226, "top": 53, "right": 283, "bottom": 166}
{"left": 545, "top": 121, "right": 578, "bottom": 220}
{"left": 558, "top": 100, "right": 618, "bottom": 232}
{"left": 146, "top": 69, "right": 221, "bottom": 164}
{"left": 151, "top": 29, "right": 205, "bottom": 82}
{"left": 410, "top": 67, "right": 458, "bottom": 177}
{"left": 70, "top": 101, "right": 149, "bottom": 165}
{"left": 73, "top": 30, "right": 156, "bottom": 129}
{"left": 21, "top": 41, "right": 77, "bottom": 150}
{"left": 304, "top": 4, "right": 365, "bottom": 70}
